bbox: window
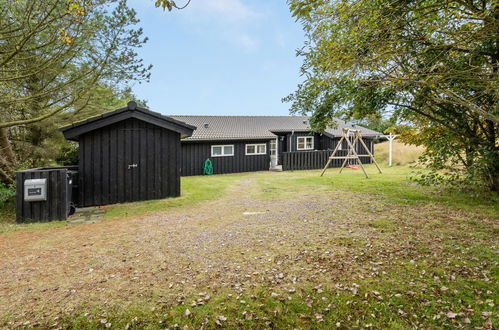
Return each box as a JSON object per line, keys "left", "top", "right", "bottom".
{"left": 211, "top": 145, "right": 234, "bottom": 157}
{"left": 246, "top": 143, "right": 267, "bottom": 155}
{"left": 297, "top": 136, "right": 314, "bottom": 150}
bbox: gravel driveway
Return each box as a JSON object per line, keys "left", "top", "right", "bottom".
{"left": 0, "top": 172, "right": 495, "bottom": 326}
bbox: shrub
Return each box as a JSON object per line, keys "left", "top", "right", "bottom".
{"left": 0, "top": 182, "right": 15, "bottom": 206}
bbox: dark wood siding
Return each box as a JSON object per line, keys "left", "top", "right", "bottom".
{"left": 282, "top": 149, "right": 373, "bottom": 171}
{"left": 319, "top": 134, "right": 336, "bottom": 150}
{"left": 16, "top": 168, "right": 74, "bottom": 223}
{"left": 318, "top": 136, "right": 374, "bottom": 162}
{"left": 282, "top": 150, "right": 347, "bottom": 171}
{"left": 181, "top": 140, "right": 271, "bottom": 176}
{"left": 285, "top": 132, "right": 320, "bottom": 152}
{"left": 78, "top": 118, "right": 181, "bottom": 207}
{"left": 281, "top": 138, "right": 375, "bottom": 171}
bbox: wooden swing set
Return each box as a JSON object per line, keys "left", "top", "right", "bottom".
{"left": 320, "top": 128, "right": 382, "bottom": 178}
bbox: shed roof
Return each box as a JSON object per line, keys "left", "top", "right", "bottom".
{"left": 169, "top": 115, "right": 381, "bottom": 141}
{"left": 60, "top": 102, "right": 196, "bottom": 141}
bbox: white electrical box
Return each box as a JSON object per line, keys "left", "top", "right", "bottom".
{"left": 24, "top": 178, "right": 47, "bottom": 202}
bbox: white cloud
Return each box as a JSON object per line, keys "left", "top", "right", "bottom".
{"left": 189, "top": 0, "right": 261, "bottom": 22}
{"left": 130, "top": 0, "right": 264, "bottom": 52}
{"left": 231, "top": 33, "right": 259, "bottom": 51}
{"left": 181, "top": 0, "right": 263, "bottom": 51}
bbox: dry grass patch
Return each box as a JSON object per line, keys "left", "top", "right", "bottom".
{"left": 375, "top": 140, "right": 425, "bottom": 166}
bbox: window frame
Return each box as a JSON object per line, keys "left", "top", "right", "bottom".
{"left": 245, "top": 143, "right": 267, "bottom": 155}
{"left": 296, "top": 136, "right": 314, "bottom": 151}
{"left": 211, "top": 144, "right": 234, "bottom": 157}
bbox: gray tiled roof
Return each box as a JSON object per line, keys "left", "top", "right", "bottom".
{"left": 169, "top": 116, "right": 381, "bottom": 141}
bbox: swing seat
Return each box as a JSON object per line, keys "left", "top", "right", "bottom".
{"left": 345, "top": 165, "right": 359, "bottom": 170}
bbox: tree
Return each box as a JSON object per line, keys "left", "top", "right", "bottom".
{"left": 354, "top": 114, "right": 396, "bottom": 135}
{"left": 286, "top": 0, "right": 499, "bottom": 191}
{"left": 10, "top": 85, "right": 146, "bottom": 172}
{"left": 0, "top": 0, "right": 151, "bottom": 184}
{"left": 154, "top": 0, "right": 192, "bottom": 11}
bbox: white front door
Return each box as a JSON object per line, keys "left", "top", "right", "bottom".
{"left": 270, "top": 138, "right": 277, "bottom": 168}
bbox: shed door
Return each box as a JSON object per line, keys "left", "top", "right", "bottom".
{"left": 124, "top": 128, "right": 143, "bottom": 202}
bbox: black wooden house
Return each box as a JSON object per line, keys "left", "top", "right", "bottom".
{"left": 17, "top": 103, "right": 381, "bottom": 223}
{"left": 61, "top": 102, "right": 195, "bottom": 207}
{"left": 170, "top": 116, "right": 381, "bottom": 176}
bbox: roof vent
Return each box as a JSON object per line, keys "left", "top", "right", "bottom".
{"left": 303, "top": 120, "right": 307, "bottom": 125}
{"left": 204, "top": 123, "right": 209, "bottom": 128}
{"left": 127, "top": 101, "right": 137, "bottom": 110}
{"left": 351, "top": 123, "right": 356, "bottom": 127}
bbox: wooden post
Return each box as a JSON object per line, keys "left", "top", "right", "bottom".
{"left": 355, "top": 131, "right": 382, "bottom": 174}
{"left": 321, "top": 128, "right": 381, "bottom": 178}
{"left": 320, "top": 134, "right": 345, "bottom": 176}
{"left": 386, "top": 133, "right": 397, "bottom": 167}
{"left": 343, "top": 131, "right": 369, "bottom": 178}
{"left": 339, "top": 133, "right": 359, "bottom": 174}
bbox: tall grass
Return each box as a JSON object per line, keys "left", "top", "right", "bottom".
{"left": 375, "top": 141, "right": 424, "bottom": 166}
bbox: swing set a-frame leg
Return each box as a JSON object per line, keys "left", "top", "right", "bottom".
{"left": 320, "top": 158, "right": 333, "bottom": 177}
{"left": 320, "top": 129, "right": 377, "bottom": 179}
{"left": 355, "top": 156, "right": 369, "bottom": 178}
{"left": 320, "top": 135, "right": 345, "bottom": 176}
{"left": 357, "top": 134, "right": 382, "bottom": 174}
{"left": 339, "top": 134, "right": 360, "bottom": 174}
{"left": 344, "top": 132, "right": 369, "bottom": 178}
{"left": 338, "top": 149, "right": 350, "bottom": 174}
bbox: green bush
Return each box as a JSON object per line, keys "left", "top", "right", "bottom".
{"left": 55, "top": 142, "right": 79, "bottom": 166}
{"left": 0, "top": 183, "right": 15, "bottom": 206}
{"left": 0, "top": 183, "right": 16, "bottom": 222}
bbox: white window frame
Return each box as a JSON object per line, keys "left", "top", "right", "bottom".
{"left": 211, "top": 144, "right": 234, "bottom": 157}
{"left": 296, "top": 136, "right": 314, "bottom": 150}
{"left": 245, "top": 143, "right": 267, "bottom": 155}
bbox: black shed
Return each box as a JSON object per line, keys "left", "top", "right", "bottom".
{"left": 61, "top": 102, "right": 196, "bottom": 207}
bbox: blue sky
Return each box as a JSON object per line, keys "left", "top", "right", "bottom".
{"left": 127, "top": 0, "right": 305, "bottom": 116}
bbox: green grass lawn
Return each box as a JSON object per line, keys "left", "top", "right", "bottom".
{"left": 0, "top": 172, "right": 249, "bottom": 233}
{"left": 2, "top": 166, "right": 496, "bottom": 228}
{"left": 1, "top": 166, "right": 497, "bottom": 329}
{"left": 104, "top": 172, "right": 252, "bottom": 219}
{"left": 98, "top": 165, "right": 497, "bottom": 222}
{"left": 255, "top": 166, "right": 498, "bottom": 216}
